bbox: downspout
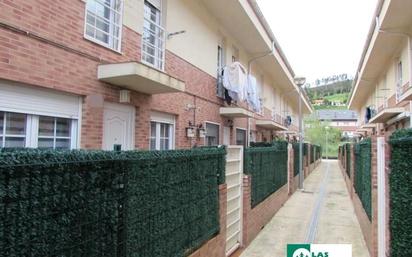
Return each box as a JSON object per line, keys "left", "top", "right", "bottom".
{"left": 247, "top": 41, "right": 275, "bottom": 146}
{"left": 409, "top": 36, "right": 412, "bottom": 128}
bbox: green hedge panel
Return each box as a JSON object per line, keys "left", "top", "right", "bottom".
{"left": 345, "top": 143, "right": 351, "bottom": 178}
{"left": 0, "top": 147, "right": 226, "bottom": 257}
{"left": 244, "top": 142, "right": 288, "bottom": 208}
{"left": 389, "top": 129, "right": 412, "bottom": 257}
{"left": 353, "top": 139, "right": 371, "bottom": 220}
{"left": 293, "top": 143, "right": 300, "bottom": 176}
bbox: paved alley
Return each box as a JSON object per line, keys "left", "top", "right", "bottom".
{"left": 240, "top": 160, "right": 369, "bottom": 257}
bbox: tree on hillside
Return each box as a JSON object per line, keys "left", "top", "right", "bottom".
{"left": 305, "top": 117, "right": 341, "bottom": 157}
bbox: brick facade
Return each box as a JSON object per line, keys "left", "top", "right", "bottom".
{"left": 0, "top": 0, "right": 297, "bottom": 151}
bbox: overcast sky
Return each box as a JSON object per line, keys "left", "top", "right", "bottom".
{"left": 256, "top": 0, "right": 378, "bottom": 86}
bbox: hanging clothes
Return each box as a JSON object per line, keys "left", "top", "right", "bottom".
{"left": 365, "top": 107, "right": 371, "bottom": 123}
{"left": 222, "top": 62, "right": 247, "bottom": 102}
{"left": 246, "top": 75, "right": 261, "bottom": 113}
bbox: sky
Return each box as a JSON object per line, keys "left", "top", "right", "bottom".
{"left": 256, "top": 0, "right": 378, "bottom": 86}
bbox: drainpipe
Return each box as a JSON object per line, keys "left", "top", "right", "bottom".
{"left": 247, "top": 41, "right": 276, "bottom": 146}
{"left": 409, "top": 36, "right": 412, "bottom": 128}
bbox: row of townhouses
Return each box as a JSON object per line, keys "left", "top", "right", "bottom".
{"left": 0, "top": 0, "right": 312, "bottom": 151}
{"left": 349, "top": 0, "right": 412, "bottom": 136}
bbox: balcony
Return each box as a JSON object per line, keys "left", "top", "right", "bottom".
{"left": 220, "top": 107, "right": 253, "bottom": 118}
{"left": 368, "top": 107, "right": 405, "bottom": 124}
{"left": 98, "top": 62, "right": 185, "bottom": 95}
{"left": 256, "top": 120, "right": 287, "bottom": 131}
{"left": 398, "top": 81, "right": 412, "bottom": 102}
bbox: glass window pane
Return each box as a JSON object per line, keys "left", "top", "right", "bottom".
{"left": 5, "top": 137, "right": 25, "bottom": 148}
{"left": 151, "top": 122, "right": 156, "bottom": 137}
{"left": 6, "top": 113, "right": 26, "bottom": 135}
{"left": 0, "top": 112, "right": 3, "bottom": 134}
{"left": 96, "top": 30, "right": 109, "bottom": 43}
{"left": 96, "top": 17, "right": 110, "bottom": 33}
{"left": 39, "top": 116, "right": 55, "bottom": 136}
{"left": 150, "top": 138, "right": 156, "bottom": 150}
{"left": 56, "top": 118, "right": 71, "bottom": 137}
{"left": 86, "top": 12, "right": 96, "bottom": 25}
{"left": 56, "top": 139, "right": 70, "bottom": 150}
{"left": 38, "top": 138, "right": 54, "bottom": 149}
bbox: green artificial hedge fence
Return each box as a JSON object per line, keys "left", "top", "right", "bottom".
{"left": 353, "top": 139, "right": 371, "bottom": 220}
{"left": 345, "top": 143, "right": 351, "bottom": 178}
{"left": 293, "top": 143, "right": 300, "bottom": 176}
{"left": 389, "top": 129, "right": 412, "bottom": 257}
{"left": 244, "top": 141, "right": 288, "bottom": 208}
{"left": 0, "top": 147, "right": 226, "bottom": 257}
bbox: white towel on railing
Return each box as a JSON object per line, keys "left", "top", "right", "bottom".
{"left": 222, "top": 62, "right": 247, "bottom": 101}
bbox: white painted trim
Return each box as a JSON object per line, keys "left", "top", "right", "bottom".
{"left": 377, "top": 137, "right": 386, "bottom": 257}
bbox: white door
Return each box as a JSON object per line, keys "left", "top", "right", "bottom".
{"left": 223, "top": 126, "right": 231, "bottom": 145}
{"left": 225, "top": 146, "right": 243, "bottom": 256}
{"left": 103, "top": 103, "right": 135, "bottom": 151}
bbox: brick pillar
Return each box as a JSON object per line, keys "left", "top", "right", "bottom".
{"left": 288, "top": 143, "right": 295, "bottom": 195}
{"left": 242, "top": 175, "right": 251, "bottom": 246}
{"left": 371, "top": 136, "right": 378, "bottom": 257}
{"left": 384, "top": 134, "right": 391, "bottom": 257}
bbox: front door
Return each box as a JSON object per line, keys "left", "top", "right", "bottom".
{"left": 102, "top": 103, "right": 135, "bottom": 151}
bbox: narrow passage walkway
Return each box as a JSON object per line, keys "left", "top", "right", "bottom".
{"left": 240, "top": 160, "right": 369, "bottom": 257}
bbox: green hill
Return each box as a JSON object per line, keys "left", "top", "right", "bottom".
{"left": 305, "top": 79, "right": 352, "bottom": 110}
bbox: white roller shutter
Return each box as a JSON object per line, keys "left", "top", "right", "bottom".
{"left": 0, "top": 80, "right": 81, "bottom": 119}
{"left": 146, "top": 0, "right": 161, "bottom": 10}
{"left": 150, "top": 111, "right": 175, "bottom": 124}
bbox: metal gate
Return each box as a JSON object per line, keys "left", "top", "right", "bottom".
{"left": 225, "top": 146, "right": 243, "bottom": 256}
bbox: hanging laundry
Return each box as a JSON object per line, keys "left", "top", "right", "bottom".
{"left": 246, "top": 75, "right": 262, "bottom": 113}
{"left": 222, "top": 62, "right": 247, "bottom": 102}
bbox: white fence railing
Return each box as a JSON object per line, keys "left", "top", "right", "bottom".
{"left": 142, "top": 17, "right": 166, "bottom": 71}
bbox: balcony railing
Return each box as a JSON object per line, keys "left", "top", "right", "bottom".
{"left": 142, "top": 17, "right": 166, "bottom": 71}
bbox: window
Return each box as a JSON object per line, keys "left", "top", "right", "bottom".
{"left": 38, "top": 116, "right": 72, "bottom": 149}
{"left": 142, "top": 0, "right": 165, "bottom": 70}
{"left": 150, "top": 121, "right": 173, "bottom": 150}
{"left": 0, "top": 112, "right": 26, "bottom": 148}
{"left": 205, "top": 123, "right": 220, "bottom": 146}
{"left": 236, "top": 129, "right": 246, "bottom": 147}
{"left": 84, "top": 0, "right": 123, "bottom": 51}
{"left": 0, "top": 111, "right": 77, "bottom": 149}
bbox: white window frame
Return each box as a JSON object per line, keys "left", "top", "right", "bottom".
{"left": 149, "top": 121, "right": 174, "bottom": 151}
{"left": 235, "top": 128, "right": 247, "bottom": 147}
{"left": 0, "top": 111, "right": 79, "bottom": 149}
{"left": 204, "top": 121, "right": 220, "bottom": 146}
{"left": 83, "top": 0, "right": 124, "bottom": 52}
{"left": 142, "top": 0, "right": 166, "bottom": 70}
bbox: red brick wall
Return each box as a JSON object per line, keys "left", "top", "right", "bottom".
{"left": 242, "top": 177, "right": 289, "bottom": 246}
{"left": 0, "top": 0, "right": 288, "bottom": 150}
